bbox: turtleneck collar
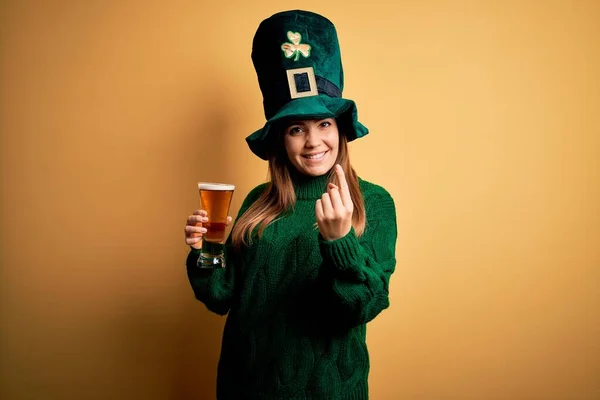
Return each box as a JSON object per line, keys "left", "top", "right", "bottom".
{"left": 292, "top": 170, "right": 330, "bottom": 200}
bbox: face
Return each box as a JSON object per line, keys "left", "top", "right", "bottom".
{"left": 283, "top": 118, "right": 340, "bottom": 177}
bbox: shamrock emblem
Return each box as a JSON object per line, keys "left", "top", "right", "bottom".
{"left": 281, "top": 31, "right": 311, "bottom": 61}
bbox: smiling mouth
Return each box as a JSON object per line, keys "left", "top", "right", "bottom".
{"left": 302, "top": 151, "right": 328, "bottom": 160}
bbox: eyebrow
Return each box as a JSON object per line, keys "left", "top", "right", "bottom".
{"left": 288, "top": 118, "right": 332, "bottom": 125}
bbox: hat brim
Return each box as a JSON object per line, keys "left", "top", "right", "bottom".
{"left": 246, "top": 95, "right": 368, "bottom": 160}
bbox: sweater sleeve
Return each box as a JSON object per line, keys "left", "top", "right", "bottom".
{"left": 318, "top": 187, "right": 397, "bottom": 327}
{"left": 186, "top": 239, "right": 238, "bottom": 316}
{"left": 186, "top": 183, "right": 266, "bottom": 316}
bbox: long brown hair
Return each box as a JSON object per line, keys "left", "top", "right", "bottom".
{"left": 231, "top": 121, "right": 365, "bottom": 248}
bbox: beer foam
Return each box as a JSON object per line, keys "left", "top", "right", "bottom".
{"left": 198, "top": 182, "right": 235, "bottom": 191}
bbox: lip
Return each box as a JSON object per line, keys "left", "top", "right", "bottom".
{"left": 302, "top": 150, "right": 328, "bottom": 163}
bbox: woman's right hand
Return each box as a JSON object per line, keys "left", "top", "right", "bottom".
{"left": 184, "top": 210, "right": 233, "bottom": 249}
{"left": 185, "top": 210, "right": 208, "bottom": 249}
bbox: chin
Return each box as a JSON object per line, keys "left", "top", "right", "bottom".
{"left": 300, "top": 163, "right": 335, "bottom": 177}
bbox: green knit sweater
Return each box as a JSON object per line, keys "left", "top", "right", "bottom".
{"left": 186, "top": 174, "right": 397, "bottom": 399}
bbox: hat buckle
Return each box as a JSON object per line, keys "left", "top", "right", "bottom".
{"left": 286, "top": 67, "right": 318, "bottom": 99}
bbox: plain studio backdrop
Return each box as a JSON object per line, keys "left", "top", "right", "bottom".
{"left": 1, "top": 1, "right": 598, "bottom": 399}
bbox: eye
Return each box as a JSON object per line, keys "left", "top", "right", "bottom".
{"left": 286, "top": 126, "right": 304, "bottom": 136}
{"left": 319, "top": 120, "right": 332, "bottom": 128}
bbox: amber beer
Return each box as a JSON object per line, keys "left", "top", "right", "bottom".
{"left": 198, "top": 182, "right": 235, "bottom": 243}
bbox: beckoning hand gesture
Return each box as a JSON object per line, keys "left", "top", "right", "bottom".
{"left": 316, "top": 164, "right": 354, "bottom": 241}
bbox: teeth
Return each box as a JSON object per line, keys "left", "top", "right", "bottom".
{"left": 304, "top": 152, "right": 326, "bottom": 160}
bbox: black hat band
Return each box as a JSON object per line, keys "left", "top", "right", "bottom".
{"left": 263, "top": 72, "right": 342, "bottom": 119}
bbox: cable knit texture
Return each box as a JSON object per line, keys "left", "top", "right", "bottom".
{"left": 186, "top": 174, "right": 397, "bottom": 399}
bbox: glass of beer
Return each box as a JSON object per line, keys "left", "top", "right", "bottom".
{"left": 197, "top": 182, "right": 235, "bottom": 268}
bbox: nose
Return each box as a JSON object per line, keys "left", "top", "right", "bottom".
{"left": 304, "top": 127, "right": 321, "bottom": 148}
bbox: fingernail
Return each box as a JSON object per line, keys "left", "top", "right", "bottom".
{"left": 200, "top": 228, "right": 207, "bottom": 233}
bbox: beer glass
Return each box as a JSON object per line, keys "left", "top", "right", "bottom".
{"left": 197, "top": 182, "right": 235, "bottom": 268}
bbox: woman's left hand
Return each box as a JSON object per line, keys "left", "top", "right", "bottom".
{"left": 316, "top": 164, "right": 354, "bottom": 241}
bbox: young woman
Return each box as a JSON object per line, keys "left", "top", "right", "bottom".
{"left": 184, "top": 10, "right": 397, "bottom": 399}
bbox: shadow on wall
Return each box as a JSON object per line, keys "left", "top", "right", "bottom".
{"left": 171, "top": 94, "right": 237, "bottom": 400}
{"left": 112, "top": 85, "right": 239, "bottom": 400}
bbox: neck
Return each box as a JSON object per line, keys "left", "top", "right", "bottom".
{"left": 290, "top": 168, "right": 330, "bottom": 200}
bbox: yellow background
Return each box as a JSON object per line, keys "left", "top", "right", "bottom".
{"left": 1, "top": 0, "right": 599, "bottom": 399}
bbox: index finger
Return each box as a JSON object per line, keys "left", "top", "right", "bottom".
{"left": 187, "top": 214, "right": 205, "bottom": 225}
{"left": 334, "top": 164, "right": 352, "bottom": 206}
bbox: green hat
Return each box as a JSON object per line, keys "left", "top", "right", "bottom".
{"left": 246, "top": 10, "right": 369, "bottom": 160}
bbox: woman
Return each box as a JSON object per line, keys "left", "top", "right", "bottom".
{"left": 184, "top": 10, "right": 397, "bottom": 399}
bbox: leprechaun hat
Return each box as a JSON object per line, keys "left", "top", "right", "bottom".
{"left": 246, "top": 10, "right": 369, "bottom": 160}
